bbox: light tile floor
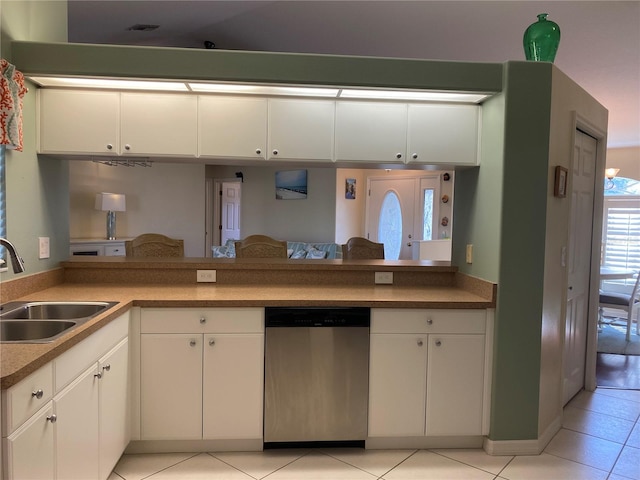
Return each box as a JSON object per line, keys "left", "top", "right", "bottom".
{"left": 109, "top": 388, "right": 640, "bottom": 480}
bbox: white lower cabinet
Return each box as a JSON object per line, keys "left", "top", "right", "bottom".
{"left": 368, "top": 309, "right": 487, "bottom": 438}
{"left": 55, "top": 365, "right": 100, "bottom": 480}
{"left": 140, "top": 308, "right": 264, "bottom": 441}
{"left": 4, "top": 404, "right": 55, "bottom": 480}
{"left": 1, "top": 313, "right": 129, "bottom": 480}
{"left": 141, "top": 334, "right": 203, "bottom": 439}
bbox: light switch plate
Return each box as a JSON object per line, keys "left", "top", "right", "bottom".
{"left": 197, "top": 270, "right": 217, "bottom": 283}
{"left": 375, "top": 272, "right": 393, "bottom": 284}
{"left": 39, "top": 237, "right": 50, "bottom": 259}
{"left": 466, "top": 244, "right": 473, "bottom": 264}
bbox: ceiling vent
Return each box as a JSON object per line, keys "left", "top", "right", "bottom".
{"left": 126, "top": 24, "right": 160, "bottom": 32}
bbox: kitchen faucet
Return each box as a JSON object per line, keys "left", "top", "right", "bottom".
{"left": 0, "top": 237, "right": 25, "bottom": 273}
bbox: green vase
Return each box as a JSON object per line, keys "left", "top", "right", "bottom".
{"left": 523, "top": 13, "right": 561, "bottom": 62}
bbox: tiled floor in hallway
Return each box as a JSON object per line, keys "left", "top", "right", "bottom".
{"left": 109, "top": 388, "right": 640, "bottom": 480}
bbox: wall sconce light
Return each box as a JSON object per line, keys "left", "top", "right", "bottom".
{"left": 605, "top": 168, "right": 620, "bottom": 189}
{"left": 95, "top": 193, "right": 126, "bottom": 240}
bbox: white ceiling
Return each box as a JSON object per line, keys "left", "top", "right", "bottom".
{"left": 67, "top": 0, "right": 640, "bottom": 149}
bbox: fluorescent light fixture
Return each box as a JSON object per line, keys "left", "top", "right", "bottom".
{"left": 188, "top": 83, "right": 339, "bottom": 97}
{"left": 29, "top": 76, "right": 188, "bottom": 91}
{"left": 27, "top": 76, "right": 495, "bottom": 102}
{"left": 339, "top": 89, "right": 490, "bottom": 103}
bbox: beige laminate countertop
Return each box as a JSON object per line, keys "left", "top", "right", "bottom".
{"left": 1, "top": 282, "right": 493, "bottom": 389}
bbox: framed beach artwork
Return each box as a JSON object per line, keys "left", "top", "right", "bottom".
{"left": 275, "top": 169, "right": 307, "bottom": 200}
{"left": 345, "top": 178, "right": 356, "bottom": 199}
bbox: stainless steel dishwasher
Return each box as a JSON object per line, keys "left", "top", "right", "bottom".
{"left": 264, "top": 307, "right": 370, "bottom": 448}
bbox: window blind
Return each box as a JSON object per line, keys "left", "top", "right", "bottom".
{"left": 602, "top": 197, "right": 640, "bottom": 286}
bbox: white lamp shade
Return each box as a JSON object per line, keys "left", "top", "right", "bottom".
{"left": 95, "top": 193, "right": 126, "bottom": 212}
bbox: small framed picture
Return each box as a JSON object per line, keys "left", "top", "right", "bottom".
{"left": 345, "top": 178, "right": 356, "bottom": 199}
{"left": 554, "top": 166, "right": 568, "bottom": 198}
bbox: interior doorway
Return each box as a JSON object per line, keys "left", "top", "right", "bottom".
{"left": 207, "top": 178, "right": 242, "bottom": 256}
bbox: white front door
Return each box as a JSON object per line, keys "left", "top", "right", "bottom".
{"left": 564, "top": 130, "right": 597, "bottom": 404}
{"left": 221, "top": 182, "right": 241, "bottom": 245}
{"left": 367, "top": 177, "right": 417, "bottom": 259}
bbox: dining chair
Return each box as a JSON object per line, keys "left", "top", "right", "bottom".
{"left": 125, "top": 233, "right": 184, "bottom": 257}
{"left": 342, "top": 237, "right": 385, "bottom": 260}
{"left": 234, "top": 235, "right": 288, "bottom": 258}
{"left": 598, "top": 271, "right": 640, "bottom": 342}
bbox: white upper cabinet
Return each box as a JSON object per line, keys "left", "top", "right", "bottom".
{"left": 335, "top": 102, "right": 408, "bottom": 163}
{"left": 120, "top": 92, "right": 197, "bottom": 157}
{"left": 38, "top": 88, "right": 482, "bottom": 166}
{"left": 268, "top": 99, "right": 335, "bottom": 161}
{"left": 38, "top": 89, "right": 120, "bottom": 155}
{"left": 407, "top": 104, "right": 479, "bottom": 166}
{"left": 198, "top": 96, "right": 268, "bottom": 159}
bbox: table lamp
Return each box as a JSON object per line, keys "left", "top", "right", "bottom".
{"left": 95, "top": 193, "right": 126, "bottom": 240}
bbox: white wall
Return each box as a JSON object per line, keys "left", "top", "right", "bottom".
{"left": 69, "top": 161, "right": 206, "bottom": 256}
{"left": 206, "top": 165, "right": 336, "bottom": 243}
{"left": 606, "top": 146, "right": 640, "bottom": 180}
{"left": 538, "top": 67, "right": 609, "bottom": 438}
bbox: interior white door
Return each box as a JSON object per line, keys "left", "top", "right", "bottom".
{"left": 367, "top": 177, "right": 416, "bottom": 259}
{"left": 564, "top": 130, "right": 597, "bottom": 404}
{"left": 221, "top": 182, "right": 241, "bottom": 245}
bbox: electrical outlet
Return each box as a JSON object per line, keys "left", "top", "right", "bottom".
{"left": 466, "top": 244, "right": 473, "bottom": 264}
{"left": 39, "top": 237, "right": 50, "bottom": 259}
{"left": 374, "top": 271, "right": 393, "bottom": 284}
{"left": 197, "top": 270, "right": 217, "bottom": 283}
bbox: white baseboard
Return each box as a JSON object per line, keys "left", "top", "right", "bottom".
{"left": 366, "top": 436, "right": 483, "bottom": 450}
{"left": 482, "top": 414, "right": 562, "bottom": 456}
{"left": 125, "top": 438, "right": 263, "bottom": 453}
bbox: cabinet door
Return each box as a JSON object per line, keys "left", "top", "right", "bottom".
{"left": 38, "top": 89, "right": 119, "bottom": 155}
{"left": 198, "top": 96, "right": 267, "bottom": 159}
{"left": 407, "top": 104, "right": 479, "bottom": 165}
{"left": 426, "top": 334, "right": 484, "bottom": 436}
{"left": 99, "top": 338, "right": 129, "bottom": 480}
{"left": 202, "top": 334, "right": 264, "bottom": 439}
{"left": 335, "top": 102, "right": 407, "bottom": 163}
{"left": 368, "top": 334, "right": 427, "bottom": 437}
{"left": 55, "top": 365, "right": 100, "bottom": 480}
{"left": 120, "top": 92, "right": 197, "bottom": 156}
{"left": 268, "top": 99, "right": 335, "bottom": 161}
{"left": 5, "top": 404, "right": 55, "bottom": 480}
{"left": 141, "top": 334, "right": 202, "bottom": 439}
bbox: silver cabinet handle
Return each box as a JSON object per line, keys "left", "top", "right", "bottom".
{"left": 256, "top": 148, "right": 262, "bottom": 155}
{"left": 209, "top": 338, "right": 215, "bottom": 346}
{"left": 106, "top": 144, "right": 113, "bottom": 150}
{"left": 199, "top": 317, "right": 206, "bottom": 324}
{"left": 407, "top": 242, "right": 412, "bottom": 247}
{"left": 94, "top": 372, "right": 102, "bottom": 379}
{"left": 417, "top": 339, "right": 424, "bottom": 347}
{"left": 272, "top": 149, "right": 279, "bottom": 155}
{"left": 427, "top": 318, "right": 433, "bottom": 325}
{"left": 32, "top": 389, "right": 44, "bottom": 399}
{"left": 124, "top": 144, "right": 131, "bottom": 151}
{"left": 435, "top": 340, "right": 442, "bottom": 347}
{"left": 396, "top": 153, "right": 403, "bottom": 159}
{"left": 46, "top": 414, "right": 57, "bottom": 423}
{"left": 411, "top": 153, "right": 418, "bottom": 159}
{"left": 102, "top": 364, "right": 111, "bottom": 372}
{"left": 190, "top": 339, "right": 197, "bottom": 347}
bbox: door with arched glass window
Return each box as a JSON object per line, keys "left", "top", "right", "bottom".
{"left": 367, "top": 176, "right": 433, "bottom": 259}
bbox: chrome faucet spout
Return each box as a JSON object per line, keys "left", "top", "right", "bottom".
{"left": 0, "top": 237, "right": 25, "bottom": 273}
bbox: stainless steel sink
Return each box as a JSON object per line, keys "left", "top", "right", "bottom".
{"left": 0, "top": 301, "right": 117, "bottom": 343}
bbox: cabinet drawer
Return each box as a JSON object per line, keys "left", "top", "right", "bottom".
{"left": 54, "top": 312, "right": 129, "bottom": 392}
{"left": 141, "top": 308, "right": 264, "bottom": 333}
{"left": 371, "top": 309, "right": 486, "bottom": 334}
{"left": 104, "top": 245, "right": 125, "bottom": 256}
{"left": 2, "top": 362, "right": 54, "bottom": 436}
